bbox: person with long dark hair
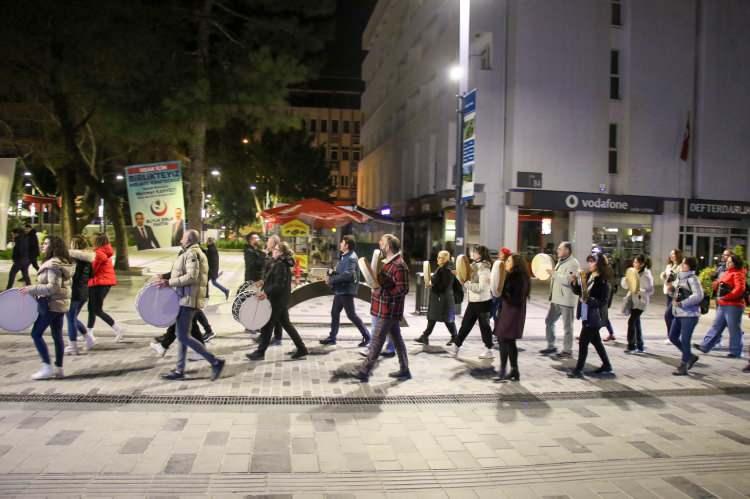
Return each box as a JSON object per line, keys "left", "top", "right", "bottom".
{"left": 696, "top": 254, "right": 746, "bottom": 358}
{"left": 21, "top": 236, "right": 73, "bottom": 380}
{"left": 621, "top": 254, "right": 654, "bottom": 353}
{"left": 667, "top": 256, "right": 703, "bottom": 375}
{"left": 450, "top": 245, "right": 495, "bottom": 359}
{"left": 246, "top": 242, "right": 309, "bottom": 360}
{"left": 493, "top": 253, "right": 530, "bottom": 382}
{"left": 65, "top": 235, "right": 95, "bottom": 355}
{"left": 87, "top": 233, "right": 125, "bottom": 342}
{"left": 660, "top": 248, "right": 683, "bottom": 345}
{"left": 415, "top": 250, "right": 458, "bottom": 345}
{"left": 568, "top": 253, "right": 614, "bottom": 378}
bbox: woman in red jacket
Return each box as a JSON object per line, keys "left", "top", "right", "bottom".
{"left": 87, "top": 234, "right": 125, "bottom": 342}
{"left": 696, "top": 255, "right": 746, "bottom": 358}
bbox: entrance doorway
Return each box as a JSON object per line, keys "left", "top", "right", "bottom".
{"left": 694, "top": 235, "right": 728, "bottom": 270}
{"left": 681, "top": 225, "right": 748, "bottom": 271}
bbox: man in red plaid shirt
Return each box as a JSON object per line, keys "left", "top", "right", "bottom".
{"left": 353, "top": 234, "right": 411, "bottom": 382}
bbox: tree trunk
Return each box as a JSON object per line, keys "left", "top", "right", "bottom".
{"left": 57, "top": 168, "right": 77, "bottom": 243}
{"left": 105, "top": 193, "right": 130, "bottom": 271}
{"left": 187, "top": 121, "right": 207, "bottom": 231}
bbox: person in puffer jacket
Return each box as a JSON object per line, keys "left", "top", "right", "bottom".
{"left": 697, "top": 254, "right": 746, "bottom": 358}
{"left": 246, "top": 242, "right": 308, "bottom": 360}
{"left": 87, "top": 233, "right": 125, "bottom": 342}
{"left": 666, "top": 256, "right": 704, "bottom": 375}
{"left": 21, "top": 236, "right": 74, "bottom": 380}
{"left": 450, "top": 245, "right": 495, "bottom": 360}
{"left": 621, "top": 254, "right": 654, "bottom": 353}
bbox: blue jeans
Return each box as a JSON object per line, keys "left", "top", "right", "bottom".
{"left": 700, "top": 305, "right": 745, "bottom": 357}
{"left": 175, "top": 306, "right": 219, "bottom": 372}
{"left": 31, "top": 299, "right": 65, "bottom": 367}
{"left": 67, "top": 300, "right": 88, "bottom": 342}
{"left": 664, "top": 296, "right": 674, "bottom": 335}
{"left": 330, "top": 295, "right": 370, "bottom": 341}
{"left": 210, "top": 278, "right": 229, "bottom": 296}
{"left": 371, "top": 315, "right": 396, "bottom": 353}
{"left": 669, "top": 316, "right": 699, "bottom": 363}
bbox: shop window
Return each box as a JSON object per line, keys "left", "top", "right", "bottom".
{"left": 608, "top": 123, "right": 618, "bottom": 174}
{"left": 610, "top": 50, "right": 620, "bottom": 100}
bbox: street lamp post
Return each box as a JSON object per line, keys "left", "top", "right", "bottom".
{"left": 453, "top": 91, "right": 465, "bottom": 258}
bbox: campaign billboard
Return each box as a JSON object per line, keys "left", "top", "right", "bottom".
{"left": 125, "top": 161, "right": 186, "bottom": 249}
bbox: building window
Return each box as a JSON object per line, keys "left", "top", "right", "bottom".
{"left": 611, "top": 1, "right": 622, "bottom": 27}
{"left": 341, "top": 176, "right": 349, "bottom": 187}
{"left": 352, "top": 135, "right": 360, "bottom": 145}
{"left": 342, "top": 149, "right": 349, "bottom": 161}
{"left": 353, "top": 150, "right": 360, "bottom": 161}
{"left": 354, "top": 121, "right": 360, "bottom": 134}
{"left": 343, "top": 120, "right": 350, "bottom": 133}
{"left": 321, "top": 120, "right": 328, "bottom": 133}
{"left": 330, "top": 147, "right": 338, "bottom": 161}
{"left": 309, "top": 119, "right": 317, "bottom": 132}
{"left": 332, "top": 120, "right": 339, "bottom": 134}
{"left": 608, "top": 123, "right": 618, "bottom": 174}
{"left": 610, "top": 50, "right": 620, "bottom": 100}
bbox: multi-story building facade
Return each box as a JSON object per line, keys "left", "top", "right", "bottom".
{"left": 289, "top": 88, "right": 363, "bottom": 204}
{"left": 358, "top": 0, "right": 750, "bottom": 271}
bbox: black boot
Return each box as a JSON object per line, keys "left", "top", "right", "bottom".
{"left": 414, "top": 334, "right": 429, "bottom": 345}
{"left": 672, "top": 363, "right": 688, "bottom": 376}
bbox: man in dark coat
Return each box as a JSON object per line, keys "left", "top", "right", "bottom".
{"left": 6, "top": 228, "right": 31, "bottom": 289}
{"left": 243, "top": 232, "right": 265, "bottom": 283}
{"left": 24, "top": 224, "right": 40, "bottom": 271}
{"left": 319, "top": 236, "right": 371, "bottom": 347}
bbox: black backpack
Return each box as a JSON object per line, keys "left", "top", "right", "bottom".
{"left": 452, "top": 276, "right": 464, "bottom": 304}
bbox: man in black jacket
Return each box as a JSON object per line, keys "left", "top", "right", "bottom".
{"left": 6, "top": 228, "right": 31, "bottom": 289}
{"left": 243, "top": 232, "right": 266, "bottom": 283}
{"left": 24, "top": 224, "right": 40, "bottom": 272}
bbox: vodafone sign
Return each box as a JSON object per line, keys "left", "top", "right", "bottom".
{"left": 515, "top": 190, "right": 662, "bottom": 214}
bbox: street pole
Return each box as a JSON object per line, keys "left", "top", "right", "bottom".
{"left": 454, "top": 93, "right": 465, "bottom": 258}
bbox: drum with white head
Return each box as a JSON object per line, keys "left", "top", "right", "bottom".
{"left": 456, "top": 254, "right": 471, "bottom": 283}
{"left": 531, "top": 253, "right": 555, "bottom": 281}
{"left": 0, "top": 289, "right": 39, "bottom": 332}
{"left": 232, "top": 288, "right": 272, "bottom": 330}
{"left": 490, "top": 260, "right": 504, "bottom": 296}
{"left": 135, "top": 283, "right": 180, "bottom": 328}
{"left": 423, "top": 260, "right": 432, "bottom": 287}
{"left": 358, "top": 257, "right": 379, "bottom": 289}
{"left": 625, "top": 267, "right": 640, "bottom": 294}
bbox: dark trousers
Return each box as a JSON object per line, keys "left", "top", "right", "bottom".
{"left": 664, "top": 296, "right": 674, "bottom": 336}
{"left": 360, "top": 316, "right": 408, "bottom": 375}
{"left": 424, "top": 319, "right": 457, "bottom": 339}
{"left": 330, "top": 294, "right": 370, "bottom": 341}
{"left": 161, "top": 318, "right": 205, "bottom": 349}
{"left": 257, "top": 304, "right": 305, "bottom": 354}
{"left": 603, "top": 319, "right": 615, "bottom": 337}
{"left": 575, "top": 326, "right": 611, "bottom": 371}
{"left": 87, "top": 285, "right": 115, "bottom": 328}
{"left": 498, "top": 339, "right": 518, "bottom": 374}
{"left": 30, "top": 259, "right": 39, "bottom": 271}
{"left": 6, "top": 260, "right": 31, "bottom": 289}
{"left": 627, "top": 309, "right": 644, "bottom": 350}
{"left": 66, "top": 300, "right": 88, "bottom": 341}
{"left": 194, "top": 309, "right": 212, "bottom": 333}
{"left": 455, "top": 301, "right": 493, "bottom": 349}
{"left": 31, "top": 299, "right": 64, "bottom": 367}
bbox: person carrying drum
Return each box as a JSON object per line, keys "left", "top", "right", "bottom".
{"left": 319, "top": 235, "right": 371, "bottom": 347}
{"left": 540, "top": 241, "right": 580, "bottom": 358}
{"left": 414, "top": 250, "right": 458, "bottom": 346}
{"left": 246, "top": 242, "right": 309, "bottom": 360}
{"left": 20, "top": 236, "right": 74, "bottom": 380}
{"left": 154, "top": 229, "right": 226, "bottom": 381}
{"left": 450, "top": 245, "right": 494, "bottom": 360}
{"left": 351, "top": 234, "right": 411, "bottom": 382}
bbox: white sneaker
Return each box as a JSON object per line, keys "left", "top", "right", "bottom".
{"left": 449, "top": 344, "right": 460, "bottom": 357}
{"left": 359, "top": 347, "right": 370, "bottom": 357}
{"left": 150, "top": 342, "right": 166, "bottom": 357}
{"left": 112, "top": 323, "right": 125, "bottom": 342}
{"left": 54, "top": 366, "right": 64, "bottom": 378}
{"left": 663, "top": 339, "right": 672, "bottom": 345}
{"left": 84, "top": 332, "right": 96, "bottom": 350}
{"left": 31, "top": 363, "right": 54, "bottom": 380}
{"left": 64, "top": 342, "right": 79, "bottom": 355}
{"left": 478, "top": 348, "right": 495, "bottom": 360}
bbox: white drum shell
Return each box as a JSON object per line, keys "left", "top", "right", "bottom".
{"left": 136, "top": 284, "right": 180, "bottom": 328}
{"left": 358, "top": 257, "right": 379, "bottom": 288}
{"left": 0, "top": 289, "right": 39, "bottom": 332}
{"left": 456, "top": 255, "right": 471, "bottom": 283}
{"left": 423, "top": 261, "right": 431, "bottom": 287}
{"left": 490, "top": 260, "right": 503, "bottom": 296}
{"left": 236, "top": 294, "right": 272, "bottom": 330}
{"left": 531, "top": 253, "right": 555, "bottom": 281}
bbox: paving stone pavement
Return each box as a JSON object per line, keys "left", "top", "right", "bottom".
{"left": 1, "top": 250, "right": 749, "bottom": 497}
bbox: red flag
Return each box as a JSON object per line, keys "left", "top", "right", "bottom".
{"left": 679, "top": 116, "right": 690, "bottom": 161}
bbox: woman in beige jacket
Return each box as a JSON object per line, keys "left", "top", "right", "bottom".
{"left": 21, "top": 236, "right": 74, "bottom": 380}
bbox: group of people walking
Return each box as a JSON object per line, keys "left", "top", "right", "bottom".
{"left": 10, "top": 221, "right": 749, "bottom": 382}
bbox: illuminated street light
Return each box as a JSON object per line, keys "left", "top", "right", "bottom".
{"left": 115, "top": 174, "right": 124, "bottom": 180}
{"left": 24, "top": 182, "right": 32, "bottom": 187}
{"left": 210, "top": 169, "right": 220, "bottom": 176}
{"left": 23, "top": 171, "right": 32, "bottom": 177}
{"left": 206, "top": 194, "right": 212, "bottom": 199}
{"left": 241, "top": 138, "right": 249, "bottom": 144}
{"left": 250, "top": 185, "right": 257, "bottom": 191}
{"left": 448, "top": 65, "right": 463, "bottom": 82}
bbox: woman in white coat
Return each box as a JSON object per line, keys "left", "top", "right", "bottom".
{"left": 621, "top": 254, "right": 654, "bottom": 353}
{"left": 450, "top": 245, "right": 494, "bottom": 359}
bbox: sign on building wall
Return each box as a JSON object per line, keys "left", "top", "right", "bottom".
{"left": 517, "top": 172, "right": 543, "bottom": 189}
{"left": 687, "top": 199, "right": 750, "bottom": 220}
{"left": 461, "top": 89, "right": 477, "bottom": 200}
{"left": 125, "top": 161, "right": 186, "bottom": 249}
{"left": 515, "top": 189, "right": 663, "bottom": 214}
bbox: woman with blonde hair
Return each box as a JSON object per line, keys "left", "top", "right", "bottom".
{"left": 415, "top": 250, "right": 458, "bottom": 345}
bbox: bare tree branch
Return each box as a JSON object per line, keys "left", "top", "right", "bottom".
{"left": 210, "top": 20, "right": 244, "bottom": 47}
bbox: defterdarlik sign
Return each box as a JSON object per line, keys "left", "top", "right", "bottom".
{"left": 518, "top": 190, "right": 663, "bottom": 214}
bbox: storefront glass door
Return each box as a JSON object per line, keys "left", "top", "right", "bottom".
{"left": 694, "top": 235, "right": 728, "bottom": 270}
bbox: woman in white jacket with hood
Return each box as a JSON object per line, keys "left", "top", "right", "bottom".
{"left": 450, "top": 245, "right": 495, "bottom": 359}
{"left": 621, "top": 254, "right": 654, "bottom": 353}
